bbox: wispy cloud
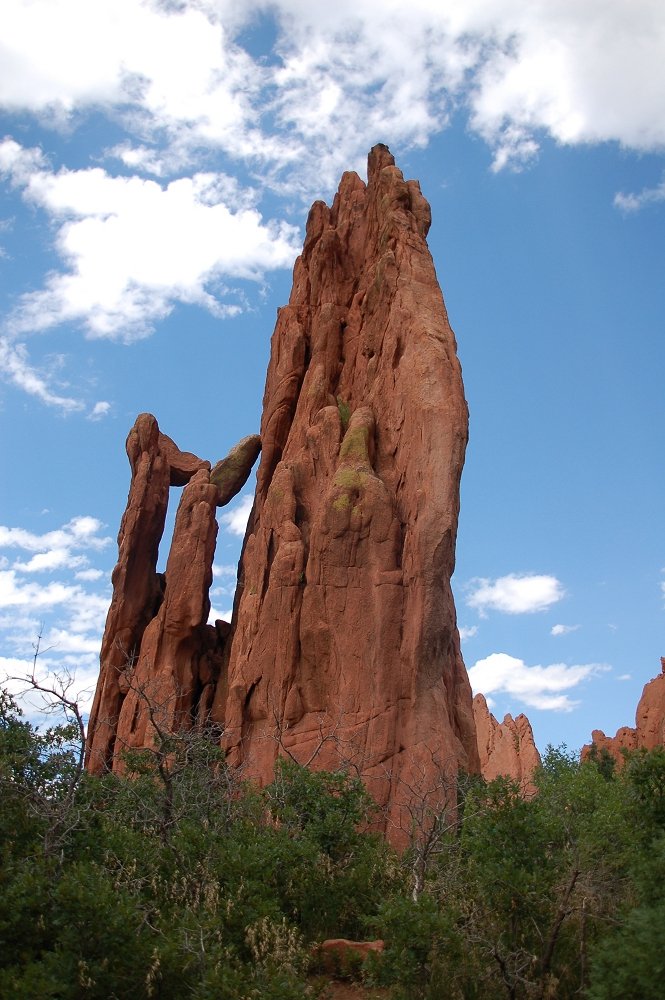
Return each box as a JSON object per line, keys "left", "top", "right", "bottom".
{"left": 459, "top": 625, "right": 478, "bottom": 641}
{"left": 0, "top": 517, "right": 112, "bottom": 717}
{"left": 0, "top": 337, "right": 84, "bottom": 412}
{"left": 88, "top": 400, "right": 111, "bottom": 420}
{"left": 0, "top": 516, "right": 111, "bottom": 566}
{"left": 551, "top": 623, "right": 580, "bottom": 637}
{"left": 614, "top": 174, "right": 665, "bottom": 213}
{"left": 466, "top": 573, "right": 564, "bottom": 616}
{"left": 468, "top": 651, "right": 609, "bottom": 712}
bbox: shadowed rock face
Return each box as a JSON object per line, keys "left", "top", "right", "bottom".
{"left": 214, "top": 144, "right": 479, "bottom": 833}
{"left": 473, "top": 694, "right": 541, "bottom": 794}
{"left": 582, "top": 658, "right": 665, "bottom": 767}
{"left": 85, "top": 414, "right": 260, "bottom": 773}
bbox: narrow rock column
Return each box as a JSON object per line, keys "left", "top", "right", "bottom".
{"left": 86, "top": 416, "right": 260, "bottom": 773}
{"left": 86, "top": 414, "right": 207, "bottom": 772}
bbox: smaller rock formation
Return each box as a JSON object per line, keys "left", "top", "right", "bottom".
{"left": 86, "top": 414, "right": 260, "bottom": 773}
{"left": 473, "top": 693, "right": 541, "bottom": 794}
{"left": 582, "top": 658, "right": 665, "bottom": 767}
{"left": 317, "top": 939, "right": 384, "bottom": 974}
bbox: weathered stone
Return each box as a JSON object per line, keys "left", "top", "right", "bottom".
{"left": 582, "top": 657, "right": 665, "bottom": 767}
{"left": 111, "top": 468, "right": 221, "bottom": 760}
{"left": 473, "top": 693, "right": 541, "bottom": 794}
{"left": 216, "top": 144, "right": 478, "bottom": 836}
{"left": 211, "top": 434, "right": 261, "bottom": 506}
{"left": 86, "top": 416, "right": 260, "bottom": 772}
{"left": 317, "top": 939, "right": 384, "bottom": 974}
{"left": 86, "top": 414, "right": 209, "bottom": 772}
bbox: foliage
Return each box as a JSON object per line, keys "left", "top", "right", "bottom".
{"left": 2, "top": 688, "right": 665, "bottom": 999}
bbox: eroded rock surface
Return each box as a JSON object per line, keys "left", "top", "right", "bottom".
{"left": 473, "top": 694, "right": 541, "bottom": 794}
{"left": 582, "top": 658, "right": 665, "bottom": 767}
{"left": 86, "top": 415, "right": 260, "bottom": 772}
{"left": 215, "top": 144, "right": 478, "bottom": 834}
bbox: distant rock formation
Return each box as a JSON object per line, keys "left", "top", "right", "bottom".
{"left": 473, "top": 694, "right": 541, "bottom": 793}
{"left": 85, "top": 414, "right": 260, "bottom": 773}
{"left": 582, "top": 658, "right": 665, "bottom": 767}
{"left": 87, "top": 145, "right": 480, "bottom": 835}
{"left": 212, "top": 144, "right": 478, "bottom": 834}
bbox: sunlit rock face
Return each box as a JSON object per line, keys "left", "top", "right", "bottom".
{"left": 85, "top": 413, "right": 260, "bottom": 773}
{"left": 214, "top": 145, "right": 479, "bottom": 835}
{"left": 582, "top": 658, "right": 665, "bottom": 767}
{"left": 473, "top": 694, "right": 541, "bottom": 794}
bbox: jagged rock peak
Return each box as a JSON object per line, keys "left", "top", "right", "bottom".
{"left": 582, "top": 657, "right": 665, "bottom": 767}
{"left": 216, "top": 144, "right": 478, "bottom": 838}
{"left": 473, "top": 694, "right": 541, "bottom": 794}
{"left": 85, "top": 414, "right": 260, "bottom": 773}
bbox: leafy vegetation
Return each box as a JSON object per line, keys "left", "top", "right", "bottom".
{"left": 1, "top": 687, "right": 664, "bottom": 998}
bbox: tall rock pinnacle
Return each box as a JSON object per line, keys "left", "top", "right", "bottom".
{"left": 86, "top": 146, "right": 479, "bottom": 836}
{"left": 213, "top": 144, "right": 478, "bottom": 831}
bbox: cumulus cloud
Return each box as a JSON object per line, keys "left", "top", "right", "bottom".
{"left": 466, "top": 573, "right": 564, "bottom": 616}
{"left": 0, "top": 139, "right": 300, "bottom": 339}
{"left": 2, "top": 1, "right": 664, "bottom": 399}
{"left": 468, "top": 651, "right": 609, "bottom": 712}
{"left": 2, "top": 0, "right": 664, "bottom": 185}
{"left": 219, "top": 495, "right": 254, "bottom": 537}
{"left": 551, "top": 623, "right": 580, "bottom": 637}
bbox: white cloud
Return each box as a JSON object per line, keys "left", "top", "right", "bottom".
{"left": 468, "top": 651, "right": 609, "bottom": 712}
{"left": 208, "top": 605, "right": 233, "bottom": 625}
{"left": 459, "top": 625, "right": 478, "bottom": 641}
{"left": 75, "top": 568, "right": 104, "bottom": 582}
{"left": 0, "top": 569, "right": 80, "bottom": 610}
{"left": 0, "top": 516, "right": 111, "bottom": 563}
{"left": 13, "top": 548, "right": 87, "bottom": 573}
{"left": 0, "top": 337, "right": 84, "bottom": 412}
{"left": 0, "top": 141, "right": 300, "bottom": 340}
{"left": 2, "top": 1, "right": 664, "bottom": 187}
{"left": 466, "top": 573, "right": 564, "bottom": 616}
{"left": 614, "top": 174, "right": 665, "bottom": 212}
{"left": 551, "top": 623, "right": 580, "bottom": 637}
{"left": 617, "top": 674, "right": 632, "bottom": 682}
{"left": 88, "top": 400, "right": 111, "bottom": 420}
{"left": 219, "top": 494, "right": 254, "bottom": 537}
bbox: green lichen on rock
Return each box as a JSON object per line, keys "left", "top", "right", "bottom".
{"left": 210, "top": 434, "right": 261, "bottom": 506}
{"left": 339, "top": 425, "right": 369, "bottom": 463}
{"left": 333, "top": 467, "right": 369, "bottom": 491}
{"left": 332, "top": 493, "right": 352, "bottom": 512}
{"left": 337, "top": 396, "right": 351, "bottom": 432}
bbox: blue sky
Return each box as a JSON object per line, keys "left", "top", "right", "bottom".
{"left": 0, "top": 0, "right": 663, "bottom": 755}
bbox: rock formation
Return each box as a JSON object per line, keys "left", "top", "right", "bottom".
{"left": 85, "top": 414, "right": 260, "bottom": 773}
{"left": 87, "top": 145, "right": 479, "bottom": 834}
{"left": 211, "top": 143, "right": 478, "bottom": 833}
{"left": 473, "top": 694, "right": 541, "bottom": 794}
{"left": 582, "top": 657, "right": 665, "bottom": 767}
